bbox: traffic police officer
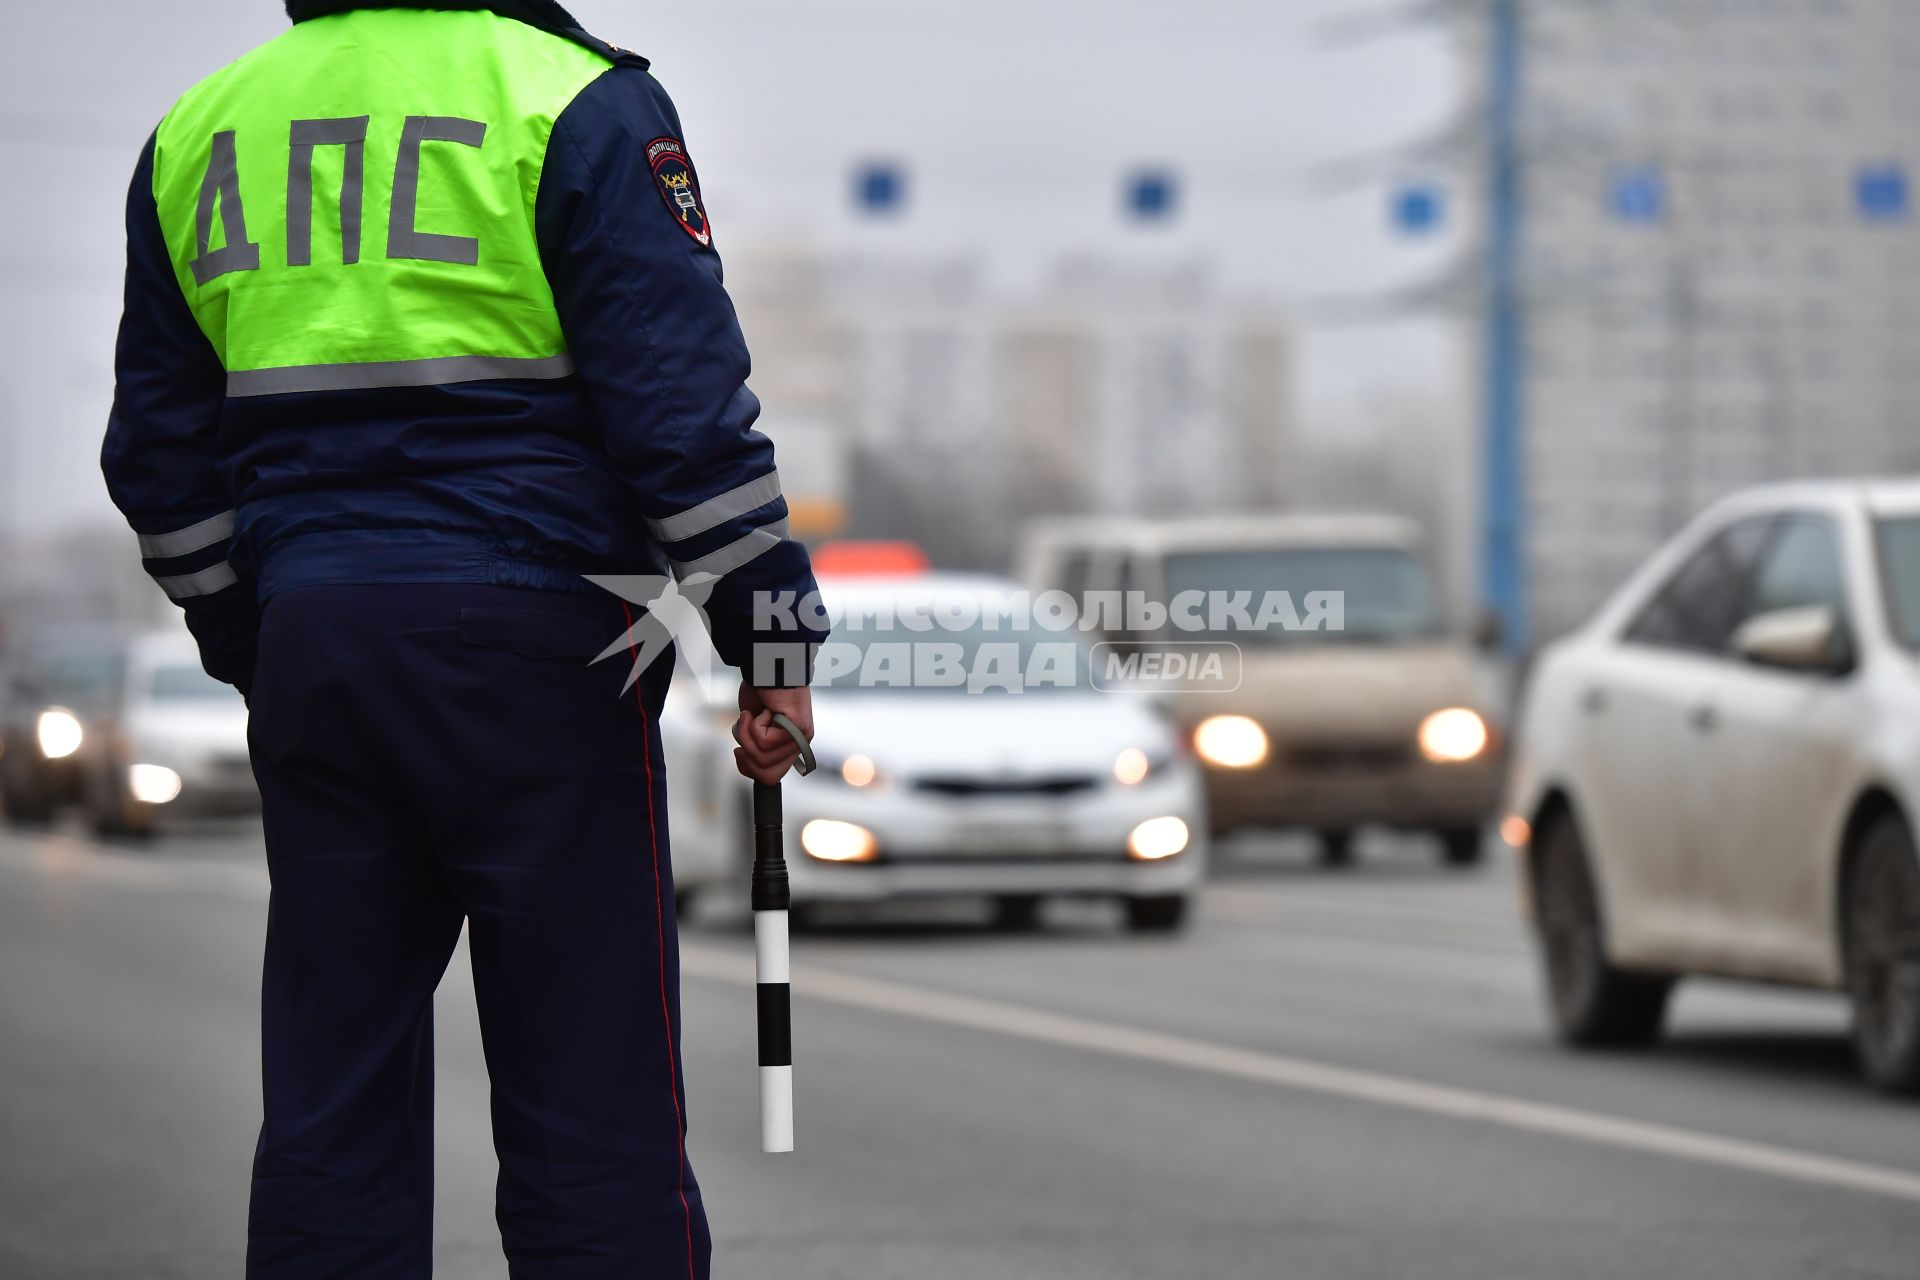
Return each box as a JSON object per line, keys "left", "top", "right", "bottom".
{"left": 100, "top": 3, "right": 826, "bottom": 1276}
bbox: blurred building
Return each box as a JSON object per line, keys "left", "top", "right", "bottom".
{"left": 727, "top": 248, "right": 1009, "bottom": 565}
{"left": 0, "top": 526, "right": 164, "bottom": 656}
{"left": 1006, "top": 258, "right": 1291, "bottom": 521}
{"left": 728, "top": 243, "right": 1293, "bottom": 568}
{"left": 1490, "top": 0, "right": 1920, "bottom": 638}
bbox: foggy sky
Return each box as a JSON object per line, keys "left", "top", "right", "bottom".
{"left": 0, "top": 0, "right": 1460, "bottom": 536}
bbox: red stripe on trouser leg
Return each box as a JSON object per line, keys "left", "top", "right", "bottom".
{"left": 623, "top": 601, "right": 697, "bottom": 1280}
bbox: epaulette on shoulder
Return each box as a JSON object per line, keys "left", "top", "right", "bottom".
{"left": 564, "top": 26, "right": 650, "bottom": 70}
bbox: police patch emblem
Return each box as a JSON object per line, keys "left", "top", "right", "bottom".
{"left": 646, "top": 137, "right": 711, "bottom": 248}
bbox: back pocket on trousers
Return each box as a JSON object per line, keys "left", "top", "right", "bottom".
{"left": 457, "top": 607, "right": 616, "bottom": 661}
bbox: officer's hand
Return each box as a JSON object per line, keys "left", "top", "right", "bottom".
{"left": 733, "top": 684, "right": 814, "bottom": 784}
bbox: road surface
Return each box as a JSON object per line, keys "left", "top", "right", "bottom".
{"left": 2, "top": 822, "right": 1915, "bottom": 1278}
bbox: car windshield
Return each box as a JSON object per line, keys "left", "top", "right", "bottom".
{"left": 150, "top": 663, "right": 241, "bottom": 702}
{"left": 1876, "top": 517, "right": 1920, "bottom": 647}
{"left": 42, "top": 651, "right": 121, "bottom": 702}
{"left": 1160, "top": 546, "right": 1444, "bottom": 645}
{"left": 815, "top": 603, "right": 1092, "bottom": 695}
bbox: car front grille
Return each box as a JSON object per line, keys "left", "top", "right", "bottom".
{"left": 912, "top": 775, "right": 1102, "bottom": 798}
{"left": 1280, "top": 742, "right": 1413, "bottom": 773}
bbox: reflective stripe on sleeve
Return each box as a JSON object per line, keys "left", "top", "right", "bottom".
{"left": 136, "top": 510, "right": 236, "bottom": 560}
{"left": 670, "top": 518, "right": 789, "bottom": 582}
{"left": 226, "top": 353, "right": 575, "bottom": 398}
{"left": 647, "top": 470, "right": 783, "bottom": 544}
{"left": 154, "top": 561, "right": 240, "bottom": 600}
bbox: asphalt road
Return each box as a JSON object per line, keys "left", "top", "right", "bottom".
{"left": 2, "top": 821, "right": 1916, "bottom": 1279}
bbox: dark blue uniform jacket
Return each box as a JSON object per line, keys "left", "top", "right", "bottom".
{"left": 102, "top": 0, "right": 825, "bottom": 693}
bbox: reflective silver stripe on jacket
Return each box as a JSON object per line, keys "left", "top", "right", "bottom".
{"left": 670, "top": 518, "right": 790, "bottom": 582}
{"left": 226, "top": 353, "right": 576, "bottom": 398}
{"left": 154, "top": 561, "right": 240, "bottom": 600}
{"left": 648, "top": 471, "right": 783, "bottom": 544}
{"left": 136, "top": 510, "right": 236, "bottom": 560}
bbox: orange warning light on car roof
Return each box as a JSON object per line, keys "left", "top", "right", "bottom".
{"left": 810, "top": 541, "right": 931, "bottom": 577}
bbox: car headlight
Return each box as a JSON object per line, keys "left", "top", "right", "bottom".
{"left": 1112, "top": 747, "right": 1154, "bottom": 787}
{"left": 800, "top": 819, "right": 879, "bottom": 863}
{"left": 1418, "top": 708, "right": 1489, "bottom": 764}
{"left": 36, "top": 709, "right": 84, "bottom": 760}
{"left": 1128, "top": 816, "right": 1190, "bottom": 861}
{"left": 840, "top": 754, "right": 882, "bottom": 788}
{"left": 1192, "top": 715, "right": 1268, "bottom": 769}
{"left": 814, "top": 753, "right": 886, "bottom": 789}
{"left": 128, "top": 763, "right": 183, "bottom": 805}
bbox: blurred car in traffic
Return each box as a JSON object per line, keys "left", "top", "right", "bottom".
{"left": 665, "top": 571, "right": 1209, "bottom": 932}
{"left": 1020, "top": 515, "right": 1506, "bottom": 868}
{"left": 0, "top": 627, "right": 254, "bottom": 835}
{"left": 1507, "top": 480, "right": 1920, "bottom": 1093}
{"left": 79, "top": 630, "right": 256, "bottom": 836}
{"left": 0, "top": 625, "right": 124, "bottom": 824}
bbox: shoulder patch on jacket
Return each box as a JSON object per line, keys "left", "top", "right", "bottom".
{"left": 646, "top": 136, "right": 711, "bottom": 249}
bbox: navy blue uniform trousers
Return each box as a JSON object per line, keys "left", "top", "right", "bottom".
{"left": 244, "top": 584, "right": 710, "bottom": 1280}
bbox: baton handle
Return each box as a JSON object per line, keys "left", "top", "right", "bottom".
{"left": 751, "top": 782, "right": 789, "bottom": 911}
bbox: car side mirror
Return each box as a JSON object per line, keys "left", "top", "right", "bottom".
{"left": 1731, "top": 606, "right": 1847, "bottom": 674}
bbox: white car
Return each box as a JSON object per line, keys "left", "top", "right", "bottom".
{"left": 664, "top": 574, "right": 1210, "bottom": 932}
{"left": 1506, "top": 480, "right": 1920, "bottom": 1092}
{"left": 83, "top": 630, "right": 256, "bottom": 836}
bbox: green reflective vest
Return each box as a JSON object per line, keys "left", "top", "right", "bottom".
{"left": 151, "top": 8, "right": 611, "bottom": 396}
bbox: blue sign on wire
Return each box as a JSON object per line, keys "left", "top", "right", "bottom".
{"left": 1126, "top": 169, "right": 1179, "bottom": 223}
{"left": 854, "top": 162, "right": 907, "bottom": 216}
{"left": 1609, "top": 166, "right": 1666, "bottom": 224}
{"left": 1392, "top": 183, "right": 1445, "bottom": 235}
{"left": 1856, "top": 164, "right": 1909, "bottom": 222}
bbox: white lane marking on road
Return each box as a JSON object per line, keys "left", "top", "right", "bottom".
{"left": 680, "top": 943, "right": 1920, "bottom": 1205}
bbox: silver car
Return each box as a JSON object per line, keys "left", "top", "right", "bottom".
{"left": 81, "top": 631, "right": 257, "bottom": 837}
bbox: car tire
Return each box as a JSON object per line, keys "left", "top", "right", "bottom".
{"left": 86, "top": 769, "right": 125, "bottom": 839}
{"left": 1317, "top": 829, "right": 1355, "bottom": 869}
{"left": 1532, "top": 811, "right": 1672, "bottom": 1048}
{"left": 991, "top": 894, "right": 1045, "bottom": 933}
{"left": 1842, "top": 814, "right": 1920, "bottom": 1095}
{"left": 1441, "top": 827, "right": 1485, "bottom": 868}
{"left": 85, "top": 757, "right": 155, "bottom": 842}
{"left": 2, "top": 773, "right": 55, "bottom": 826}
{"left": 787, "top": 902, "right": 828, "bottom": 934}
{"left": 1124, "top": 894, "right": 1189, "bottom": 934}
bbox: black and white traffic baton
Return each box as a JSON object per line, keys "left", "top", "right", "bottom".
{"left": 752, "top": 713, "right": 813, "bottom": 1154}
